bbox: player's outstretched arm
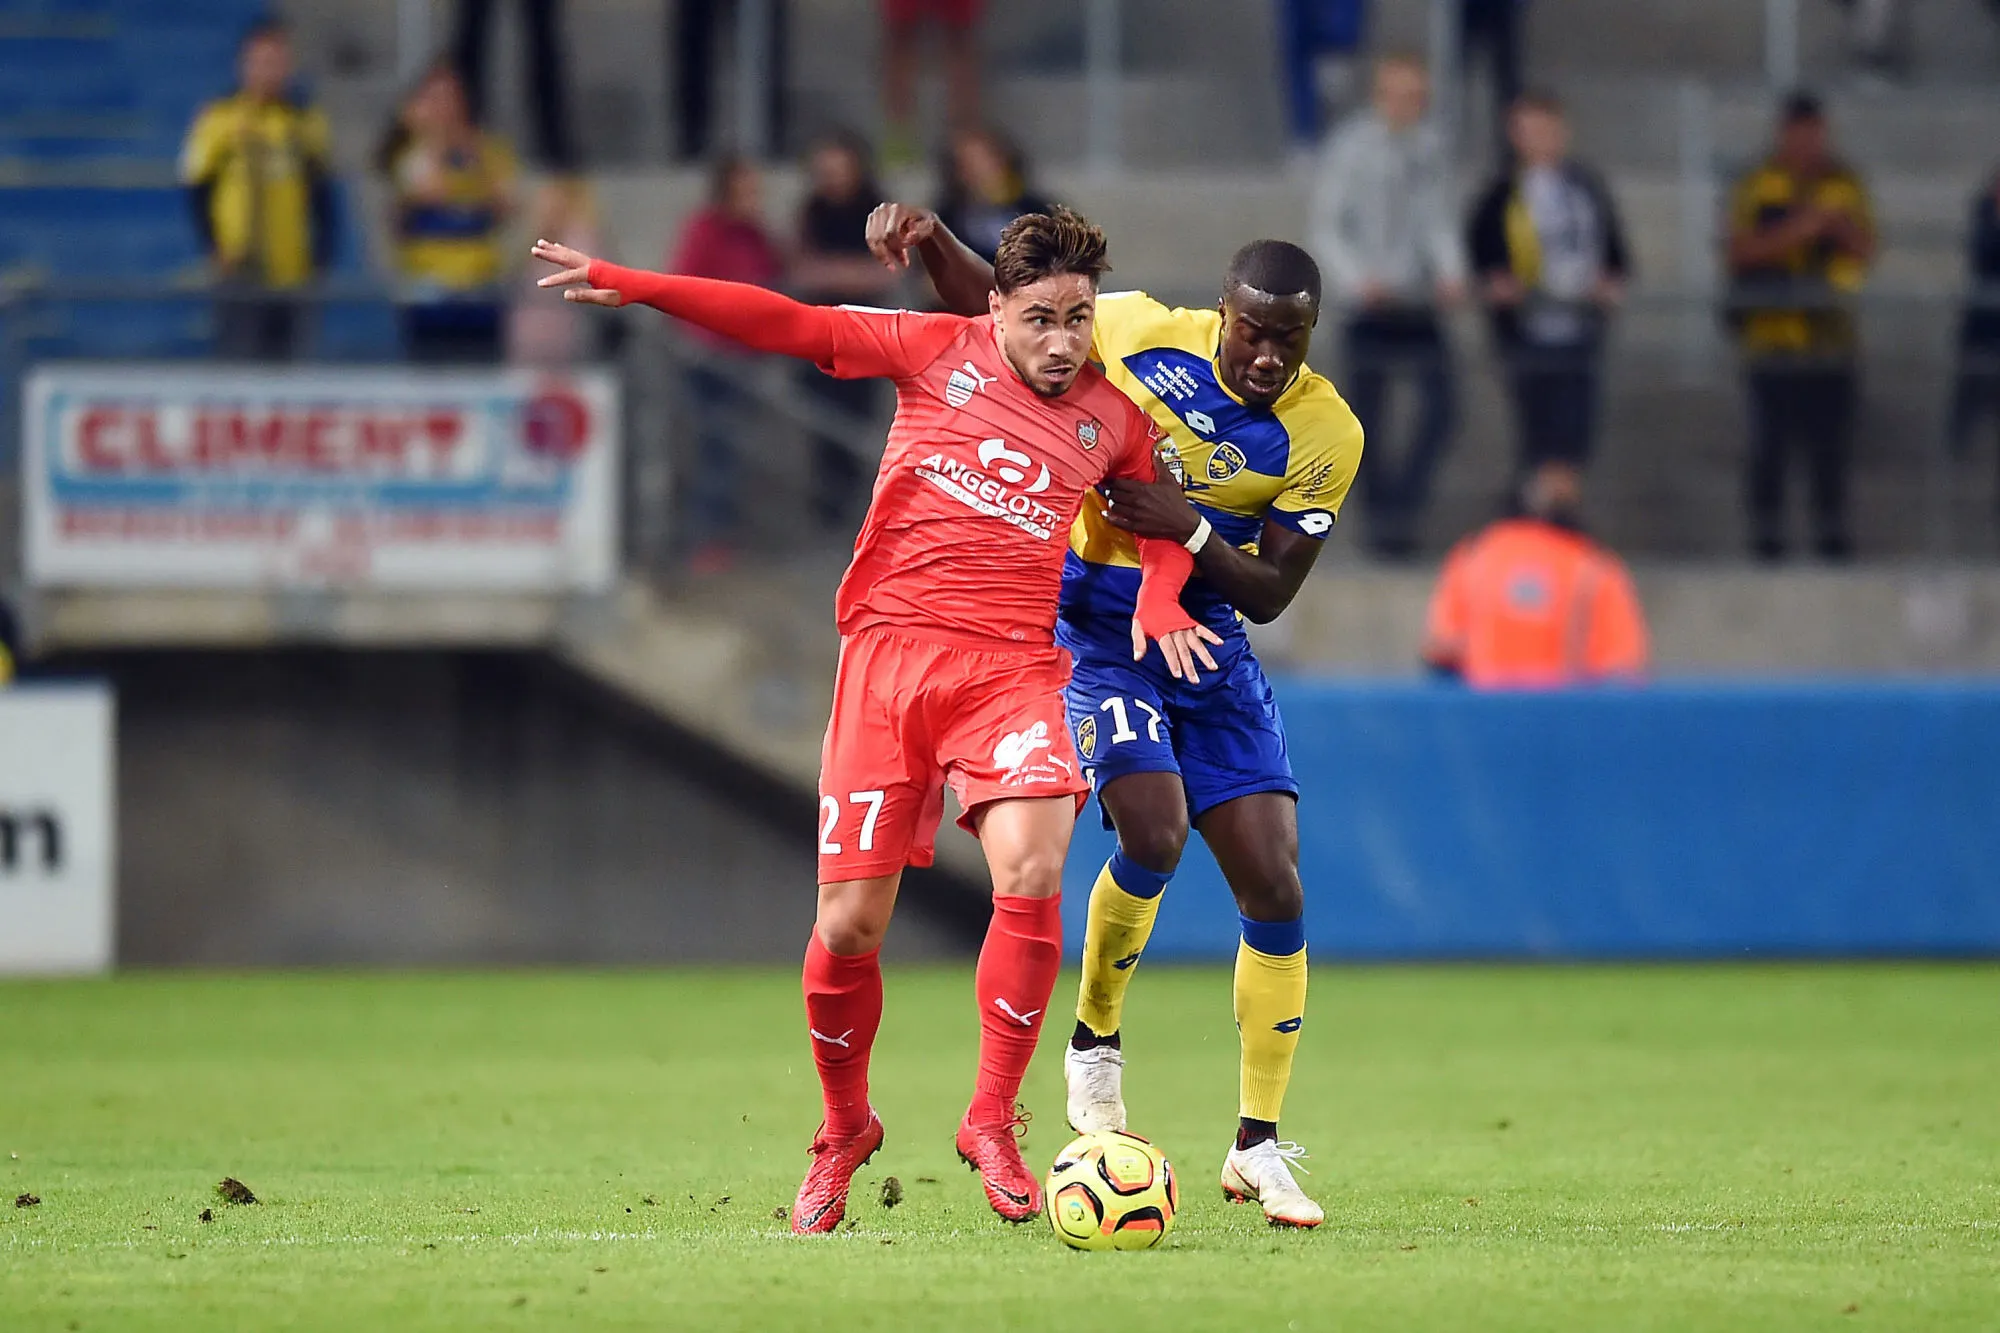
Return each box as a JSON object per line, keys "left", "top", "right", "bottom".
{"left": 864, "top": 204, "right": 995, "bottom": 317}
{"left": 532, "top": 239, "right": 841, "bottom": 362}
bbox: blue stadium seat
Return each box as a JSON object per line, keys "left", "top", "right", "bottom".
{"left": 0, "top": 186, "right": 203, "bottom": 279}
{"left": 20, "top": 295, "right": 214, "bottom": 359}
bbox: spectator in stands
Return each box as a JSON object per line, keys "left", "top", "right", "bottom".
{"left": 507, "top": 176, "right": 612, "bottom": 366}
{"left": 453, "top": 0, "right": 578, "bottom": 169}
{"left": 1312, "top": 54, "right": 1467, "bottom": 558}
{"left": 1469, "top": 93, "right": 1629, "bottom": 488}
{"left": 378, "top": 62, "right": 519, "bottom": 365}
{"left": 1422, "top": 462, "right": 1650, "bottom": 689}
{"left": 793, "top": 131, "right": 896, "bottom": 529}
{"left": 1952, "top": 168, "right": 2000, "bottom": 519}
{"left": 670, "top": 156, "right": 785, "bottom": 570}
{"left": 1726, "top": 92, "right": 1875, "bottom": 561}
{"left": 882, "top": 0, "right": 983, "bottom": 169}
{"left": 1460, "top": 0, "right": 1527, "bottom": 157}
{"left": 933, "top": 128, "right": 1053, "bottom": 265}
{"left": 180, "top": 20, "right": 334, "bottom": 361}
{"left": 1275, "top": 0, "right": 1370, "bottom": 155}
{"left": 672, "top": 0, "right": 789, "bottom": 162}
{"left": 0, "top": 593, "right": 18, "bottom": 687}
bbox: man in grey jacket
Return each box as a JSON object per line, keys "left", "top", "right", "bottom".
{"left": 1311, "top": 55, "right": 1467, "bottom": 557}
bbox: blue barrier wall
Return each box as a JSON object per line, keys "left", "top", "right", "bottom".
{"left": 1060, "top": 682, "right": 2000, "bottom": 960}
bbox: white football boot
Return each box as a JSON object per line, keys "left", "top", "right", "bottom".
{"left": 1062, "top": 1043, "right": 1127, "bottom": 1133}
{"left": 1221, "top": 1138, "right": 1324, "bottom": 1228}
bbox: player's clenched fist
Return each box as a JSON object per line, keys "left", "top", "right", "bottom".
{"left": 865, "top": 203, "right": 939, "bottom": 270}
{"left": 531, "top": 239, "right": 624, "bottom": 306}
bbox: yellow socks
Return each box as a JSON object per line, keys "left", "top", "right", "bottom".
{"left": 1234, "top": 917, "right": 1308, "bottom": 1124}
{"left": 1073, "top": 851, "right": 1169, "bottom": 1038}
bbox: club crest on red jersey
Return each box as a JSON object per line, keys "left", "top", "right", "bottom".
{"left": 945, "top": 360, "right": 996, "bottom": 408}
{"left": 1076, "top": 417, "right": 1101, "bottom": 451}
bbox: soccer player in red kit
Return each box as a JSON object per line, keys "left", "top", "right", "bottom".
{"left": 531, "top": 209, "right": 1221, "bottom": 1234}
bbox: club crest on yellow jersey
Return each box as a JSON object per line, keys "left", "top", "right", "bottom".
{"left": 1205, "top": 442, "right": 1248, "bottom": 483}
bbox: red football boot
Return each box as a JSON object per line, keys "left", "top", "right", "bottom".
{"left": 955, "top": 1105, "right": 1042, "bottom": 1223}
{"left": 791, "top": 1110, "right": 885, "bottom": 1235}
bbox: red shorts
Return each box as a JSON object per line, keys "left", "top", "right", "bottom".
{"left": 881, "top": 0, "right": 983, "bottom": 30}
{"left": 818, "top": 628, "right": 1087, "bottom": 883}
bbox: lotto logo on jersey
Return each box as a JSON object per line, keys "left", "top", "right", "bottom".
{"left": 945, "top": 360, "right": 997, "bottom": 408}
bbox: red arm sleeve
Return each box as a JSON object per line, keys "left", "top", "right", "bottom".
{"left": 1110, "top": 411, "right": 1198, "bottom": 638}
{"left": 588, "top": 260, "right": 962, "bottom": 378}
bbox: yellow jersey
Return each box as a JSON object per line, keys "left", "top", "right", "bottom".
{"left": 1058, "top": 290, "right": 1364, "bottom": 650}
{"left": 180, "top": 92, "right": 332, "bottom": 288}
{"left": 1729, "top": 159, "right": 1873, "bottom": 355}
{"left": 389, "top": 135, "right": 517, "bottom": 292}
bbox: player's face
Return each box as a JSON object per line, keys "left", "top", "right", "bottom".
{"left": 241, "top": 34, "right": 292, "bottom": 100}
{"left": 1217, "top": 288, "right": 1317, "bottom": 407}
{"left": 989, "top": 274, "right": 1097, "bottom": 398}
{"left": 1509, "top": 107, "right": 1569, "bottom": 167}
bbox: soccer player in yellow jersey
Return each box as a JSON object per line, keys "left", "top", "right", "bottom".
{"left": 868, "top": 204, "right": 1364, "bottom": 1227}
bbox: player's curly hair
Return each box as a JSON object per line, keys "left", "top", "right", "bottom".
{"left": 992, "top": 206, "right": 1111, "bottom": 295}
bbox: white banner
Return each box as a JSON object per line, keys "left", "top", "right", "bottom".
{"left": 22, "top": 365, "right": 619, "bottom": 591}
{"left": 0, "top": 684, "right": 115, "bottom": 974}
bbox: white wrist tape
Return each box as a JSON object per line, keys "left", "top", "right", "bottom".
{"left": 1184, "top": 516, "right": 1213, "bottom": 554}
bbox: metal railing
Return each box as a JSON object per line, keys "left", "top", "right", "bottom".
{"left": 6, "top": 282, "right": 2000, "bottom": 586}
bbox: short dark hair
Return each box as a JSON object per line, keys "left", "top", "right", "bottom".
{"left": 241, "top": 17, "right": 288, "bottom": 48}
{"left": 1225, "top": 239, "right": 1322, "bottom": 306}
{"left": 708, "top": 153, "right": 754, "bottom": 205}
{"left": 1780, "top": 90, "right": 1825, "bottom": 124}
{"left": 992, "top": 206, "right": 1111, "bottom": 295}
{"left": 1512, "top": 89, "right": 1565, "bottom": 118}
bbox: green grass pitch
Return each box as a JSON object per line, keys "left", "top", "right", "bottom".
{"left": 3, "top": 965, "right": 1997, "bottom": 1330}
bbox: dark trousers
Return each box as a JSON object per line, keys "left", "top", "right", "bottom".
{"left": 797, "top": 364, "right": 881, "bottom": 530}
{"left": 403, "top": 302, "right": 503, "bottom": 365}
{"left": 1461, "top": 0, "right": 1524, "bottom": 154}
{"left": 1344, "top": 311, "right": 1455, "bottom": 555}
{"left": 673, "top": 0, "right": 789, "bottom": 160}
{"left": 684, "top": 365, "right": 744, "bottom": 548}
{"left": 216, "top": 294, "right": 301, "bottom": 361}
{"left": 1745, "top": 362, "right": 1857, "bottom": 559}
{"left": 454, "top": 0, "right": 577, "bottom": 169}
{"left": 1506, "top": 342, "right": 1602, "bottom": 471}
{"left": 1948, "top": 341, "right": 2000, "bottom": 517}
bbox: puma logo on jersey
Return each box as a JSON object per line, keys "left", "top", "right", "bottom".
{"left": 810, "top": 1027, "right": 855, "bottom": 1048}
{"left": 945, "top": 360, "right": 997, "bottom": 408}
{"left": 992, "top": 997, "right": 1042, "bottom": 1026}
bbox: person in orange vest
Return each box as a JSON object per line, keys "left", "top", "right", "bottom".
{"left": 1423, "top": 462, "right": 1649, "bottom": 688}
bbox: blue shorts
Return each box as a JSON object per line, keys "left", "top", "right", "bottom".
{"left": 1059, "top": 630, "right": 1297, "bottom": 829}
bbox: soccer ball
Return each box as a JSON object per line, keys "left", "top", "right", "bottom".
{"left": 1044, "top": 1130, "right": 1178, "bottom": 1251}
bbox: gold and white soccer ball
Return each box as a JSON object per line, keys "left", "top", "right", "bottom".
{"left": 1044, "top": 1130, "right": 1178, "bottom": 1251}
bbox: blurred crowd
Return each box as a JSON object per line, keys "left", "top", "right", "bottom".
{"left": 175, "top": 4, "right": 2000, "bottom": 564}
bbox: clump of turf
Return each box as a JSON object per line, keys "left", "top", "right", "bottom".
{"left": 879, "top": 1177, "right": 904, "bottom": 1209}
{"left": 14, "top": 1192, "right": 39, "bottom": 1208}
{"left": 215, "top": 1178, "right": 258, "bottom": 1206}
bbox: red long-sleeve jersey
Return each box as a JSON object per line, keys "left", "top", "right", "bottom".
{"left": 591, "top": 261, "right": 1194, "bottom": 648}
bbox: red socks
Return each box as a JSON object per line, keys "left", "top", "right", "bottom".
{"left": 969, "top": 893, "right": 1064, "bottom": 1125}
{"left": 802, "top": 931, "right": 883, "bottom": 1139}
